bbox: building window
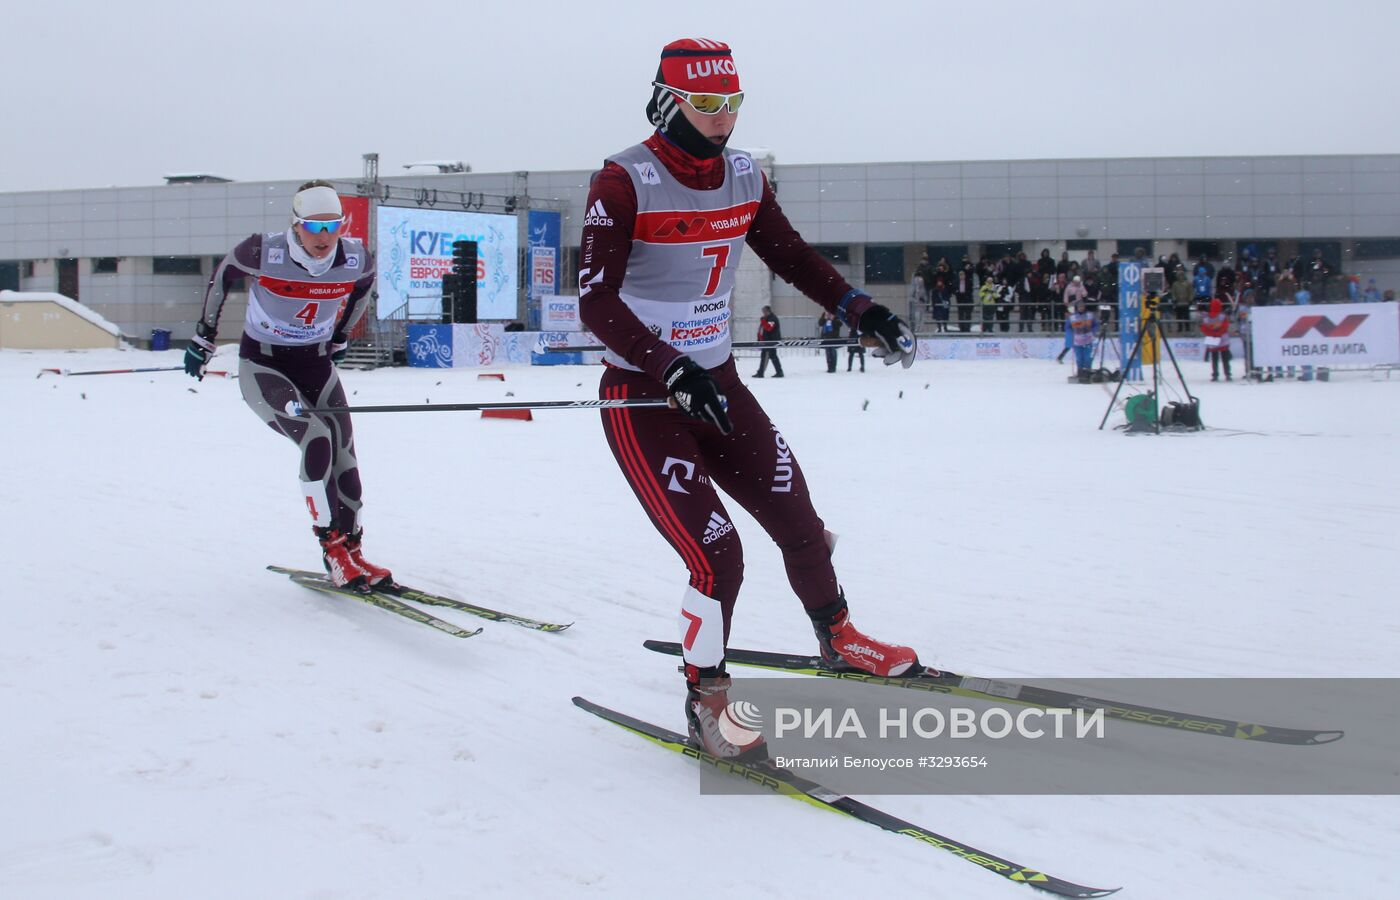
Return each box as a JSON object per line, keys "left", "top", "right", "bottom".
{"left": 153, "top": 256, "right": 203, "bottom": 275}
{"left": 1236, "top": 240, "right": 1278, "bottom": 261}
{"left": 924, "top": 244, "right": 968, "bottom": 266}
{"left": 981, "top": 241, "right": 1023, "bottom": 260}
{"left": 813, "top": 244, "right": 850, "bottom": 265}
{"left": 1354, "top": 239, "right": 1400, "bottom": 260}
{"left": 92, "top": 257, "right": 119, "bottom": 274}
{"left": 1065, "top": 239, "right": 1098, "bottom": 251}
{"left": 1298, "top": 241, "right": 1342, "bottom": 270}
{"left": 1186, "top": 240, "right": 1221, "bottom": 261}
{"left": 1117, "top": 239, "right": 1153, "bottom": 259}
{"left": 864, "top": 245, "right": 905, "bottom": 284}
{"left": 21, "top": 260, "right": 36, "bottom": 278}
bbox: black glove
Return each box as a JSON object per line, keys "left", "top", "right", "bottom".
{"left": 184, "top": 322, "right": 216, "bottom": 380}
{"left": 664, "top": 358, "right": 732, "bottom": 435}
{"left": 330, "top": 338, "right": 348, "bottom": 365}
{"left": 858, "top": 304, "right": 917, "bottom": 368}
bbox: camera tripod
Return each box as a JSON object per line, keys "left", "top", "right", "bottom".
{"left": 1097, "top": 307, "right": 1202, "bottom": 433}
{"left": 1091, "top": 307, "right": 1121, "bottom": 375}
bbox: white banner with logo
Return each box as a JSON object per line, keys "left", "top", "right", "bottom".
{"left": 1251, "top": 302, "right": 1399, "bottom": 367}
{"left": 907, "top": 335, "right": 1235, "bottom": 363}
{"left": 539, "top": 294, "right": 581, "bottom": 331}
{"left": 375, "top": 206, "right": 519, "bottom": 321}
{"left": 916, "top": 337, "right": 1062, "bottom": 360}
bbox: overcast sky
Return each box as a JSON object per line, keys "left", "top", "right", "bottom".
{"left": 8, "top": 0, "right": 1398, "bottom": 193}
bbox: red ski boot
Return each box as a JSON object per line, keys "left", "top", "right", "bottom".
{"left": 316, "top": 527, "right": 369, "bottom": 589}
{"left": 813, "top": 603, "right": 920, "bottom": 677}
{"left": 345, "top": 529, "right": 393, "bottom": 587}
{"left": 684, "top": 665, "right": 768, "bottom": 763}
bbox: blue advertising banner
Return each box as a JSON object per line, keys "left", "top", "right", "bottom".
{"left": 377, "top": 207, "right": 519, "bottom": 321}
{"left": 407, "top": 324, "right": 454, "bottom": 368}
{"left": 526, "top": 210, "right": 562, "bottom": 329}
{"left": 1118, "top": 261, "right": 1143, "bottom": 381}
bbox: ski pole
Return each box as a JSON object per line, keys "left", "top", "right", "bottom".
{"left": 37, "top": 366, "right": 233, "bottom": 378}
{"left": 535, "top": 337, "right": 871, "bottom": 353}
{"left": 295, "top": 397, "right": 674, "bottom": 415}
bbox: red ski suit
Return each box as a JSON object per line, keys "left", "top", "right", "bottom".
{"left": 580, "top": 133, "right": 874, "bottom": 637}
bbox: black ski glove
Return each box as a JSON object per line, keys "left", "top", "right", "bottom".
{"left": 858, "top": 304, "right": 917, "bottom": 368}
{"left": 184, "top": 322, "right": 216, "bottom": 380}
{"left": 664, "top": 357, "right": 732, "bottom": 435}
{"left": 330, "top": 337, "right": 348, "bottom": 365}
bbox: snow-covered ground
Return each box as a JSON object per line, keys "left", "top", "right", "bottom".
{"left": 3, "top": 345, "right": 1397, "bottom": 899}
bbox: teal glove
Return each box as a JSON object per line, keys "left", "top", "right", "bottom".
{"left": 184, "top": 323, "right": 216, "bottom": 380}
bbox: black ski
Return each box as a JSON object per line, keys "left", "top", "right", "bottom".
{"left": 273, "top": 569, "right": 481, "bottom": 638}
{"left": 268, "top": 566, "right": 571, "bottom": 632}
{"left": 643, "top": 640, "right": 1343, "bottom": 746}
{"left": 573, "top": 696, "right": 1117, "bottom": 898}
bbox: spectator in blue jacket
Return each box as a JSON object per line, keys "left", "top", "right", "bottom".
{"left": 1067, "top": 297, "right": 1099, "bottom": 381}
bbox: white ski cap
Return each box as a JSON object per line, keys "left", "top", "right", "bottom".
{"left": 292, "top": 185, "right": 342, "bottom": 219}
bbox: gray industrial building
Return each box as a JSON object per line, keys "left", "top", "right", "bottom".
{"left": 2, "top": 153, "right": 1397, "bottom": 346}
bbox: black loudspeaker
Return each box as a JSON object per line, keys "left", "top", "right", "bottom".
{"left": 455, "top": 280, "right": 477, "bottom": 324}
{"left": 451, "top": 240, "right": 478, "bottom": 323}
{"left": 441, "top": 273, "right": 461, "bottom": 323}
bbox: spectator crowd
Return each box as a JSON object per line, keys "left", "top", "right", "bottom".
{"left": 907, "top": 245, "right": 1393, "bottom": 339}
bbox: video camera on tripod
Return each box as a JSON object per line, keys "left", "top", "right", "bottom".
{"left": 1097, "top": 263, "right": 1203, "bottom": 434}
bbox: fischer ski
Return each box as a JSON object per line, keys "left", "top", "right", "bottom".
{"left": 274, "top": 569, "right": 481, "bottom": 638}
{"left": 268, "top": 566, "right": 571, "bottom": 632}
{"left": 573, "top": 696, "right": 1117, "bottom": 898}
{"left": 643, "top": 641, "right": 1343, "bottom": 746}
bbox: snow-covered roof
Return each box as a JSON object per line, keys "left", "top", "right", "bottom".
{"left": 0, "top": 290, "right": 126, "bottom": 337}
{"left": 162, "top": 173, "right": 233, "bottom": 184}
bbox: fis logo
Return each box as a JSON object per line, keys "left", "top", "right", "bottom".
{"left": 268, "top": 248, "right": 285, "bottom": 264}
{"left": 702, "top": 511, "right": 734, "bottom": 544}
{"left": 583, "top": 200, "right": 614, "bottom": 227}
{"left": 633, "top": 162, "right": 661, "bottom": 185}
{"left": 1281, "top": 314, "right": 1368, "bottom": 339}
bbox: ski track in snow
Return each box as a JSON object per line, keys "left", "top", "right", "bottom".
{"left": 2, "top": 346, "right": 1398, "bottom": 899}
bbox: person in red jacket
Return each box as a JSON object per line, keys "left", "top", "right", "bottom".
{"left": 578, "top": 37, "right": 919, "bottom": 761}
{"left": 754, "top": 305, "right": 783, "bottom": 377}
{"left": 1200, "top": 295, "right": 1232, "bottom": 381}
